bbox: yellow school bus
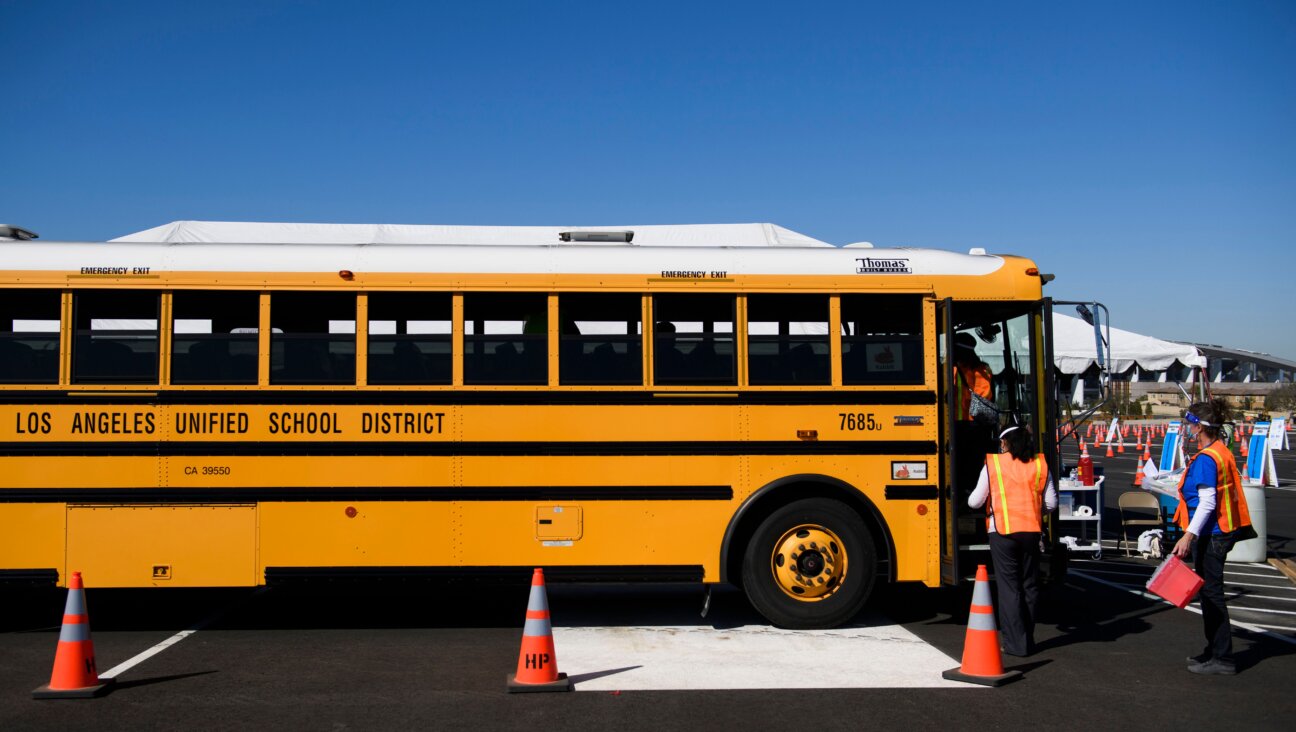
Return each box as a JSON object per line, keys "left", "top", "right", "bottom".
{"left": 0, "top": 222, "right": 1067, "bottom": 628}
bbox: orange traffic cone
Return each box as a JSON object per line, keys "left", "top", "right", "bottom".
{"left": 506, "top": 568, "right": 571, "bottom": 693}
{"left": 1142, "top": 443, "right": 1152, "bottom": 462}
{"left": 1134, "top": 466, "right": 1144, "bottom": 487}
{"left": 942, "top": 565, "right": 1023, "bottom": 686}
{"left": 33, "top": 572, "right": 113, "bottom": 699}
{"left": 1240, "top": 437, "right": 1248, "bottom": 457}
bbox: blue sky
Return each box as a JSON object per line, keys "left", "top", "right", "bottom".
{"left": 3, "top": 1, "right": 1293, "bottom": 358}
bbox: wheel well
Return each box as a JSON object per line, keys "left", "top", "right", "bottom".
{"left": 720, "top": 474, "right": 896, "bottom": 587}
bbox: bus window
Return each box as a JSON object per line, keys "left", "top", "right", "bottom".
{"left": 270, "top": 293, "right": 356, "bottom": 385}
{"left": 367, "top": 292, "right": 452, "bottom": 385}
{"left": 171, "top": 292, "right": 259, "bottom": 385}
{"left": 0, "top": 289, "right": 60, "bottom": 384}
{"left": 653, "top": 295, "right": 736, "bottom": 386}
{"left": 747, "top": 295, "right": 830, "bottom": 385}
{"left": 463, "top": 293, "right": 547, "bottom": 385}
{"left": 841, "top": 295, "right": 924, "bottom": 385}
{"left": 559, "top": 293, "right": 642, "bottom": 385}
{"left": 72, "top": 290, "right": 160, "bottom": 384}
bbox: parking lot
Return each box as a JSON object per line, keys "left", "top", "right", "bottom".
{"left": 2, "top": 432, "right": 1294, "bottom": 730}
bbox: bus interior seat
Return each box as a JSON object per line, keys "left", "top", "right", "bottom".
{"left": 0, "top": 339, "right": 36, "bottom": 379}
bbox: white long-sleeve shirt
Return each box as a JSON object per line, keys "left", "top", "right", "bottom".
{"left": 967, "top": 464, "right": 1058, "bottom": 534}
{"left": 1186, "top": 485, "right": 1217, "bottom": 537}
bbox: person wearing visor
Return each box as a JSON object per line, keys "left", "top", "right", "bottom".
{"left": 967, "top": 424, "right": 1057, "bottom": 656}
{"left": 1172, "top": 399, "right": 1256, "bottom": 676}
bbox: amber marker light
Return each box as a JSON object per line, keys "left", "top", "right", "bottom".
{"left": 339, "top": 270, "right": 355, "bottom": 280}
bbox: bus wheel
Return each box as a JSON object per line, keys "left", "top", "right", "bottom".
{"left": 741, "top": 498, "right": 876, "bottom": 629}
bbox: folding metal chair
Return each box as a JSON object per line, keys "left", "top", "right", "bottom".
{"left": 1118, "top": 491, "right": 1164, "bottom": 557}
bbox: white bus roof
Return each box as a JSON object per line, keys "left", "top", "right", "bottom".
{"left": 0, "top": 221, "right": 1013, "bottom": 278}
{"left": 112, "top": 221, "right": 835, "bottom": 248}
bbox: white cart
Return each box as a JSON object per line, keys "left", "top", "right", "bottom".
{"left": 1057, "top": 476, "right": 1104, "bottom": 559}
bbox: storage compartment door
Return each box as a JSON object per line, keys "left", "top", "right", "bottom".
{"left": 67, "top": 505, "right": 257, "bottom": 587}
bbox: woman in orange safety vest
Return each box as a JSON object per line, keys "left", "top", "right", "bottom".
{"left": 967, "top": 424, "right": 1056, "bottom": 657}
{"left": 1171, "top": 399, "right": 1255, "bottom": 676}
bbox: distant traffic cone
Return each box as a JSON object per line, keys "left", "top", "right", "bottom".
{"left": 942, "top": 565, "right": 1023, "bottom": 687}
{"left": 506, "top": 568, "right": 571, "bottom": 692}
{"left": 1134, "top": 466, "right": 1144, "bottom": 487}
{"left": 1240, "top": 438, "right": 1248, "bottom": 457}
{"left": 1079, "top": 438, "right": 1086, "bottom": 452}
{"left": 1117, "top": 437, "right": 1125, "bottom": 454}
{"left": 33, "top": 572, "right": 113, "bottom": 699}
{"left": 1142, "top": 443, "right": 1152, "bottom": 462}
{"left": 1106, "top": 443, "right": 1115, "bottom": 458}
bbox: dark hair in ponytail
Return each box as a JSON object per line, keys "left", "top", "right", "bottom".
{"left": 1186, "top": 398, "right": 1232, "bottom": 440}
{"left": 1001, "top": 425, "right": 1035, "bottom": 462}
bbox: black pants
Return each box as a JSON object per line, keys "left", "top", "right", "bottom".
{"left": 1192, "top": 531, "right": 1239, "bottom": 663}
{"left": 989, "top": 531, "right": 1040, "bottom": 656}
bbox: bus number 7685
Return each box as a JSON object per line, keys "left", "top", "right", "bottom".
{"left": 839, "top": 413, "right": 881, "bottom": 431}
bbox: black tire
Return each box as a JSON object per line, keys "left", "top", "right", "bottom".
{"left": 741, "top": 498, "right": 877, "bottom": 629}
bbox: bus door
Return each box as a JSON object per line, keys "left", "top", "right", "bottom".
{"left": 939, "top": 298, "right": 1054, "bottom": 583}
{"left": 936, "top": 298, "right": 959, "bottom": 585}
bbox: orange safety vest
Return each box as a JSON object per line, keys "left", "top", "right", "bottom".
{"left": 1173, "top": 441, "right": 1253, "bottom": 534}
{"left": 985, "top": 453, "right": 1047, "bottom": 534}
{"left": 955, "top": 363, "right": 992, "bottom": 421}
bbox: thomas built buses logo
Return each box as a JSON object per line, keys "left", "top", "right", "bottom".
{"left": 855, "top": 257, "right": 912, "bottom": 274}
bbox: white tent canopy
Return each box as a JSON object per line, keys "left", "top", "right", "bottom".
{"left": 1051, "top": 313, "right": 1203, "bottom": 374}
{"left": 112, "top": 221, "right": 832, "bottom": 248}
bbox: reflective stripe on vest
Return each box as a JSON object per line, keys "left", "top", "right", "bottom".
{"left": 1174, "top": 441, "right": 1252, "bottom": 533}
{"left": 987, "top": 453, "right": 1045, "bottom": 534}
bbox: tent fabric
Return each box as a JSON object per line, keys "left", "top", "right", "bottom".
{"left": 1051, "top": 314, "right": 1203, "bottom": 374}
{"left": 112, "top": 221, "right": 832, "bottom": 248}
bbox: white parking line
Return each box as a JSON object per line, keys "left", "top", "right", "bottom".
{"left": 1068, "top": 570, "right": 1296, "bottom": 646}
{"left": 1218, "top": 605, "right": 1296, "bottom": 617}
{"left": 100, "top": 631, "right": 196, "bottom": 679}
{"left": 99, "top": 588, "right": 266, "bottom": 681}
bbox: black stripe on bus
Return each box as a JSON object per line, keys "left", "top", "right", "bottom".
{"left": 265, "top": 565, "right": 705, "bottom": 584}
{"left": 0, "top": 389, "right": 936, "bottom": 407}
{"left": 883, "top": 484, "right": 940, "bottom": 500}
{"left": 0, "top": 485, "right": 733, "bottom": 504}
{"left": 0, "top": 568, "right": 59, "bottom": 585}
{"left": 0, "top": 440, "right": 938, "bottom": 458}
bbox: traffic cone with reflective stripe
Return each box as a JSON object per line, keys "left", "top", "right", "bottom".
{"left": 506, "top": 568, "right": 571, "bottom": 692}
{"left": 1240, "top": 437, "right": 1249, "bottom": 457}
{"left": 1105, "top": 442, "right": 1115, "bottom": 458}
{"left": 33, "top": 572, "right": 114, "bottom": 699}
{"left": 943, "top": 565, "right": 1022, "bottom": 686}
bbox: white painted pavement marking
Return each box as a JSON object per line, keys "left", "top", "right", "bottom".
{"left": 99, "top": 587, "right": 267, "bottom": 681}
{"left": 1069, "top": 570, "right": 1296, "bottom": 646}
{"left": 99, "top": 631, "right": 196, "bottom": 680}
{"left": 554, "top": 615, "right": 972, "bottom": 691}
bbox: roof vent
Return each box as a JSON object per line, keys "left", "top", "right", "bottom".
{"left": 968, "top": 247, "right": 987, "bottom": 255}
{"left": 559, "top": 230, "right": 634, "bottom": 243}
{"left": 0, "top": 225, "right": 39, "bottom": 241}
